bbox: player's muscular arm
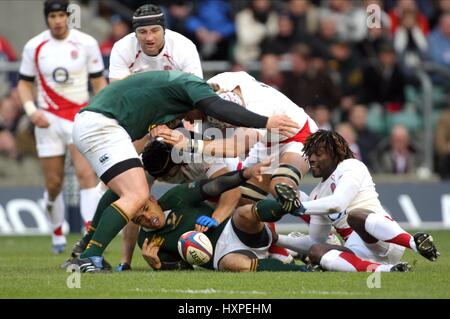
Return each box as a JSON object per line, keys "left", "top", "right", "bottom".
{"left": 17, "top": 79, "right": 49, "bottom": 128}
{"left": 158, "top": 127, "right": 259, "bottom": 157}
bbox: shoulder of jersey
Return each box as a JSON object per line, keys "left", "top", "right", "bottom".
{"left": 340, "top": 158, "right": 368, "bottom": 172}
{"left": 165, "top": 29, "right": 196, "bottom": 47}
{"left": 111, "top": 33, "right": 138, "bottom": 55}
{"left": 23, "top": 30, "right": 51, "bottom": 50}
{"left": 70, "top": 29, "right": 99, "bottom": 45}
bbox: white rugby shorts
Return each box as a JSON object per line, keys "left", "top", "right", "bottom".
{"left": 72, "top": 111, "right": 141, "bottom": 180}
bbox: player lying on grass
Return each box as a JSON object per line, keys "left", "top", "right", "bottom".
{"left": 117, "top": 140, "right": 241, "bottom": 271}
{"left": 66, "top": 162, "right": 309, "bottom": 272}
{"left": 266, "top": 130, "right": 440, "bottom": 272}
{"left": 70, "top": 70, "right": 299, "bottom": 272}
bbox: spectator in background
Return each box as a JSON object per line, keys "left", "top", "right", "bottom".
{"left": 327, "top": 39, "right": 363, "bottom": 120}
{"left": 388, "top": 0, "right": 430, "bottom": 35}
{"left": 0, "top": 35, "right": 18, "bottom": 98}
{"left": 261, "top": 11, "right": 303, "bottom": 56}
{"left": 362, "top": 42, "right": 405, "bottom": 113}
{"left": 319, "top": 0, "right": 367, "bottom": 43}
{"left": 372, "top": 124, "right": 422, "bottom": 175}
{"left": 185, "top": 0, "right": 235, "bottom": 60}
{"left": 427, "top": 13, "right": 450, "bottom": 84}
{"left": 357, "top": 0, "right": 392, "bottom": 63}
{"left": 100, "top": 15, "right": 130, "bottom": 69}
{"left": 258, "top": 53, "right": 284, "bottom": 91}
{"left": 164, "top": 0, "right": 193, "bottom": 36}
{"left": 393, "top": 7, "right": 429, "bottom": 80}
{"left": 234, "top": 0, "right": 279, "bottom": 64}
{"left": 287, "top": 0, "right": 319, "bottom": 38}
{"left": 282, "top": 44, "right": 340, "bottom": 115}
{"left": 435, "top": 100, "right": 450, "bottom": 179}
{"left": 312, "top": 104, "right": 333, "bottom": 131}
{"left": 348, "top": 104, "right": 380, "bottom": 169}
{"left": 311, "top": 14, "right": 339, "bottom": 59}
{"left": 335, "top": 122, "right": 362, "bottom": 161}
{"left": 428, "top": 0, "right": 450, "bottom": 30}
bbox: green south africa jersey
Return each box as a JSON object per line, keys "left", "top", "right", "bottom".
{"left": 82, "top": 70, "right": 217, "bottom": 140}
{"left": 138, "top": 182, "right": 227, "bottom": 270}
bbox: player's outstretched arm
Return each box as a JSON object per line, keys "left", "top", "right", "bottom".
{"left": 196, "top": 96, "right": 300, "bottom": 136}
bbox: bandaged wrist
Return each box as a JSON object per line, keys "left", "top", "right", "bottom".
{"left": 23, "top": 101, "right": 38, "bottom": 117}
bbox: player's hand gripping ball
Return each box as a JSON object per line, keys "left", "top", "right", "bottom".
{"left": 177, "top": 231, "right": 213, "bottom": 265}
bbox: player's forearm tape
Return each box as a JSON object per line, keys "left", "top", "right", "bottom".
{"left": 23, "top": 101, "right": 38, "bottom": 117}
{"left": 200, "top": 169, "right": 249, "bottom": 198}
{"left": 196, "top": 96, "right": 268, "bottom": 128}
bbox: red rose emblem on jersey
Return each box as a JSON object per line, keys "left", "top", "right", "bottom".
{"left": 71, "top": 50, "right": 79, "bottom": 59}
{"left": 330, "top": 183, "right": 336, "bottom": 193}
{"left": 164, "top": 65, "right": 173, "bottom": 70}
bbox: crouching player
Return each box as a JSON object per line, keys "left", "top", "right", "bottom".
{"left": 270, "top": 130, "right": 440, "bottom": 272}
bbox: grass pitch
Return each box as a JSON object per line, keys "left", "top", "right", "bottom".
{"left": 0, "top": 230, "right": 449, "bottom": 299}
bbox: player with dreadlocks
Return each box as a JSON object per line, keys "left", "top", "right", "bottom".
{"left": 266, "top": 130, "right": 440, "bottom": 272}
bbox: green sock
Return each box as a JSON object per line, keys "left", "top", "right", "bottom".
{"left": 254, "top": 199, "right": 286, "bottom": 222}
{"left": 80, "top": 203, "right": 128, "bottom": 258}
{"left": 82, "top": 190, "right": 120, "bottom": 245}
{"left": 255, "top": 258, "right": 308, "bottom": 272}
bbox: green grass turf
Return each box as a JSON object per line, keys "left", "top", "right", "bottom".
{"left": 0, "top": 230, "right": 449, "bottom": 299}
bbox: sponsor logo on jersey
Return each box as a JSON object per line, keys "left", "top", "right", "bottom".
{"left": 71, "top": 50, "right": 79, "bottom": 59}
{"left": 99, "top": 154, "right": 110, "bottom": 164}
{"left": 52, "top": 67, "right": 69, "bottom": 84}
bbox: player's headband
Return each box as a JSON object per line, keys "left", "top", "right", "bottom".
{"left": 44, "top": 0, "right": 69, "bottom": 18}
{"left": 133, "top": 12, "right": 165, "bottom": 31}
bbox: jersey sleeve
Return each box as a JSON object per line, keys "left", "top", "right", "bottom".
{"left": 182, "top": 76, "right": 217, "bottom": 104}
{"left": 302, "top": 162, "right": 365, "bottom": 214}
{"left": 180, "top": 41, "right": 203, "bottom": 79}
{"left": 108, "top": 42, "right": 131, "bottom": 80}
{"left": 85, "top": 38, "right": 105, "bottom": 76}
{"left": 19, "top": 41, "right": 37, "bottom": 80}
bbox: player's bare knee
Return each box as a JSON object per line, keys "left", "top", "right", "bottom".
{"left": 347, "top": 209, "right": 373, "bottom": 230}
{"left": 44, "top": 175, "right": 63, "bottom": 197}
{"left": 218, "top": 253, "right": 252, "bottom": 272}
{"left": 75, "top": 167, "right": 97, "bottom": 187}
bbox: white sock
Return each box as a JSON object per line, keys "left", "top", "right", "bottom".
{"left": 44, "top": 191, "right": 66, "bottom": 245}
{"left": 320, "top": 250, "right": 390, "bottom": 272}
{"left": 365, "top": 213, "right": 417, "bottom": 251}
{"left": 277, "top": 234, "right": 314, "bottom": 255}
{"left": 80, "top": 187, "right": 101, "bottom": 225}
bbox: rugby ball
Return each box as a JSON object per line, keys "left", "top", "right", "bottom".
{"left": 177, "top": 231, "right": 213, "bottom": 265}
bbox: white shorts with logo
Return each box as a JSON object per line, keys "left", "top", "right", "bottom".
{"left": 72, "top": 111, "right": 140, "bottom": 178}
{"left": 34, "top": 110, "right": 75, "bottom": 157}
{"left": 213, "top": 219, "right": 272, "bottom": 270}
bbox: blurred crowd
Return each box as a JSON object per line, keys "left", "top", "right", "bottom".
{"left": 1, "top": 0, "right": 450, "bottom": 179}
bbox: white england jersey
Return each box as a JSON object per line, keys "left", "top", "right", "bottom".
{"left": 207, "top": 71, "right": 316, "bottom": 143}
{"left": 19, "top": 29, "right": 104, "bottom": 121}
{"left": 305, "top": 158, "right": 386, "bottom": 221}
{"left": 109, "top": 30, "right": 202, "bottom": 80}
